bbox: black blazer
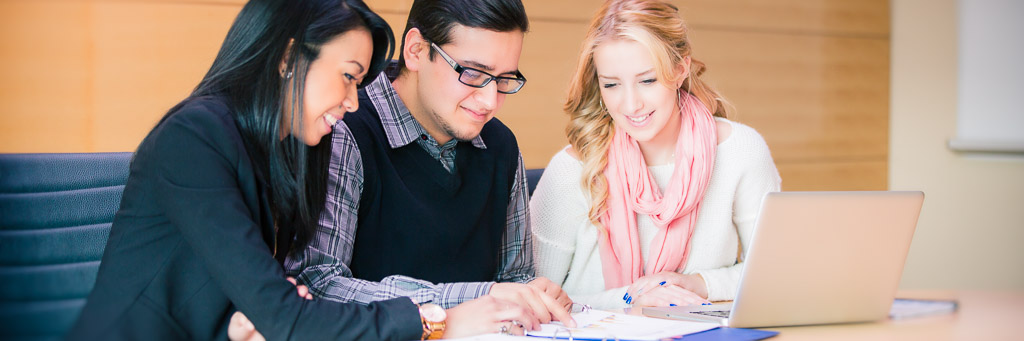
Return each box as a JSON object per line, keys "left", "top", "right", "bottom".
{"left": 67, "top": 96, "right": 421, "bottom": 340}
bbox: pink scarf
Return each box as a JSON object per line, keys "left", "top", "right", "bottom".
{"left": 598, "top": 92, "right": 717, "bottom": 289}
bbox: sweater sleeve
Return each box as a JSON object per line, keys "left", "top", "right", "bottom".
{"left": 531, "top": 150, "right": 631, "bottom": 310}
{"left": 694, "top": 124, "right": 782, "bottom": 302}
{"left": 530, "top": 150, "right": 583, "bottom": 287}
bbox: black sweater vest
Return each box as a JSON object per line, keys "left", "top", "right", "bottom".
{"left": 344, "top": 92, "right": 519, "bottom": 283}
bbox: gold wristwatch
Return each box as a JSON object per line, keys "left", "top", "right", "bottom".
{"left": 418, "top": 303, "right": 446, "bottom": 340}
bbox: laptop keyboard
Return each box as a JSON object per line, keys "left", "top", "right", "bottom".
{"left": 693, "top": 310, "right": 731, "bottom": 318}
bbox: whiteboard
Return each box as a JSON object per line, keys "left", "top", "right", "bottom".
{"left": 951, "top": 0, "right": 1024, "bottom": 153}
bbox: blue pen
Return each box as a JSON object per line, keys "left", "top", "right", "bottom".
{"left": 659, "top": 281, "right": 667, "bottom": 286}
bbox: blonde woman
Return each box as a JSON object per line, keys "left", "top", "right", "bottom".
{"left": 530, "top": 0, "right": 781, "bottom": 310}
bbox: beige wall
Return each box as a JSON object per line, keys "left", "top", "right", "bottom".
{"left": 0, "top": 0, "right": 240, "bottom": 153}
{"left": 0, "top": 0, "right": 891, "bottom": 192}
{"left": 2, "top": 0, "right": 1016, "bottom": 290}
{"left": 891, "top": 0, "right": 1024, "bottom": 289}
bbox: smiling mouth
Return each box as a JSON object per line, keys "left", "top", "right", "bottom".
{"left": 627, "top": 112, "right": 653, "bottom": 123}
{"left": 324, "top": 114, "right": 340, "bottom": 126}
{"left": 463, "top": 107, "right": 490, "bottom": 120}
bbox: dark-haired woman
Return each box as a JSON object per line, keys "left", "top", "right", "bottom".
{"left": 67, "top": 0, "right": 533, "bottom": 339}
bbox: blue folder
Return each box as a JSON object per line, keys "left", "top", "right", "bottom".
{"left": 673, "top": 327, "right": 778, "bottom": 340}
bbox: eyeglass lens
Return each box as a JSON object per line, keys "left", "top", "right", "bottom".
{"left": 459, "top": 68, "right": 525, "bottom": 94}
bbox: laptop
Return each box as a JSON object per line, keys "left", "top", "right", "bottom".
{"left": 643, "top": 191, "right": 924, "bottom": 328}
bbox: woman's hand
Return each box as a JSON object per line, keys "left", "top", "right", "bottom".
{"left": 228, "top": 277, "right": 311, "bottom": 341}
{"left": 629, "top": 284, "right": 708, "bottom": 307}
{"left": 286, "top": 276, "right": 314, "bottom": 299}
{"left": 442, "top": 295, "right": 540, "bottom": 339}
{"left": 624, "top": 271, "right": 709, "bottom": 306}
{"left": 228, "top": 310, "right": 265, "bottom": 341}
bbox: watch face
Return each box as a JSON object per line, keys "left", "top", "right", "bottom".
{"left": 420, "top": 303, "right": 447, "bottom": 323}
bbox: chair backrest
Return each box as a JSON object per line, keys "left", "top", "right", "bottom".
{"left": 526, "top": 168, "right": 544, "bottom": 197}
{"left": 0, "top": 152, "right": 132, "bottom": 341}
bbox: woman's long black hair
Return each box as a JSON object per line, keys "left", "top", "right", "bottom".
{"left": 165, "top": 0, "right": 394, "bottom": 254}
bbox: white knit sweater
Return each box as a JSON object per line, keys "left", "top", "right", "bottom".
{"left": 530, "top": 118, "right": 781, "bottom": 310}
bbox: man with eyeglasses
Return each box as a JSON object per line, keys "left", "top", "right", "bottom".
{"left": 284, "top": 0, "right": 576, "bottom": 336}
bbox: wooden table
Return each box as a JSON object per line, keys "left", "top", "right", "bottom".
{"left": 730, "top": 290, "right": 1024, "bottom": 340}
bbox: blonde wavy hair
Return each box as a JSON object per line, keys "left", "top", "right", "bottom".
{"left": 564, "top": 0, "right": 730, "bottom": 229}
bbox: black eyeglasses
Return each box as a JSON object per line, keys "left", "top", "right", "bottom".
{"left": 429, "top": 42, "right": 527, "bottom": 94}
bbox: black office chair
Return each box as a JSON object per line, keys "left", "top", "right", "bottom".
{"left": 526, "top": 168, "right": 544, "bottom": 197}
{"left": 0, "top": 152, "right": 132, "bottom": 341}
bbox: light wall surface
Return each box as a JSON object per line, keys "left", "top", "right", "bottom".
{"left": 891, "top": 0, "right": 1024, "bottom": 289}
{"left": 0, "top": 0, "right": 891, "bottom": 192}
{"left": 2, "top": 0, "right": 1017, "bottom": 291}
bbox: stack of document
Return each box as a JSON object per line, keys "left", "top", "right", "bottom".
{"left": 889, "top": 298, "right": 959, "bottom": 319}
{"left": 448, "top": 310, "right": 774, "bottom": 341}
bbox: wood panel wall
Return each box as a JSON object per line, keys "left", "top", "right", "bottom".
{"left": 0, "top": 0, "right": 890, "bottom": 191}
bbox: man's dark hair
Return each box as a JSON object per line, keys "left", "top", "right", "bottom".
{"left": 397, "top": 0, "right": 529, "bottom": 70}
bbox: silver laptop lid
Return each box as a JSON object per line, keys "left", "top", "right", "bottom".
{"left": 726, "top": 191, "right": 924, "bottom": 328}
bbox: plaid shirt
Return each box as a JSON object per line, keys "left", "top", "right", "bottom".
{"left": 285, "top": 73, "right": 534, "bottom": 308}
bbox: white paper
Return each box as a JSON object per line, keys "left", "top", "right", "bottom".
{"left": 525, "top": 309, "right": 718, "bottom": 340}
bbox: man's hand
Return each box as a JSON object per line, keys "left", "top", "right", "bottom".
{"left": 527, "top": 277, "right": 573, "bottom": 312}
{"left": 489, "top": 280, "right": 576, "bottom": 327}
{"left": 443, "top": 295, "right": 539, "bottom": 338}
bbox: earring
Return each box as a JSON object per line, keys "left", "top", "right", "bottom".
{"left": 677, "top": 90, "right": 686, "bottom": 110}
{"left": 281, "top": 69, "right": 293, "bottom": 79}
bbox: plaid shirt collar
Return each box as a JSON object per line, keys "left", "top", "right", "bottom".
{"left": 364, "top": 73, "right": 487, "bottom": 150}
